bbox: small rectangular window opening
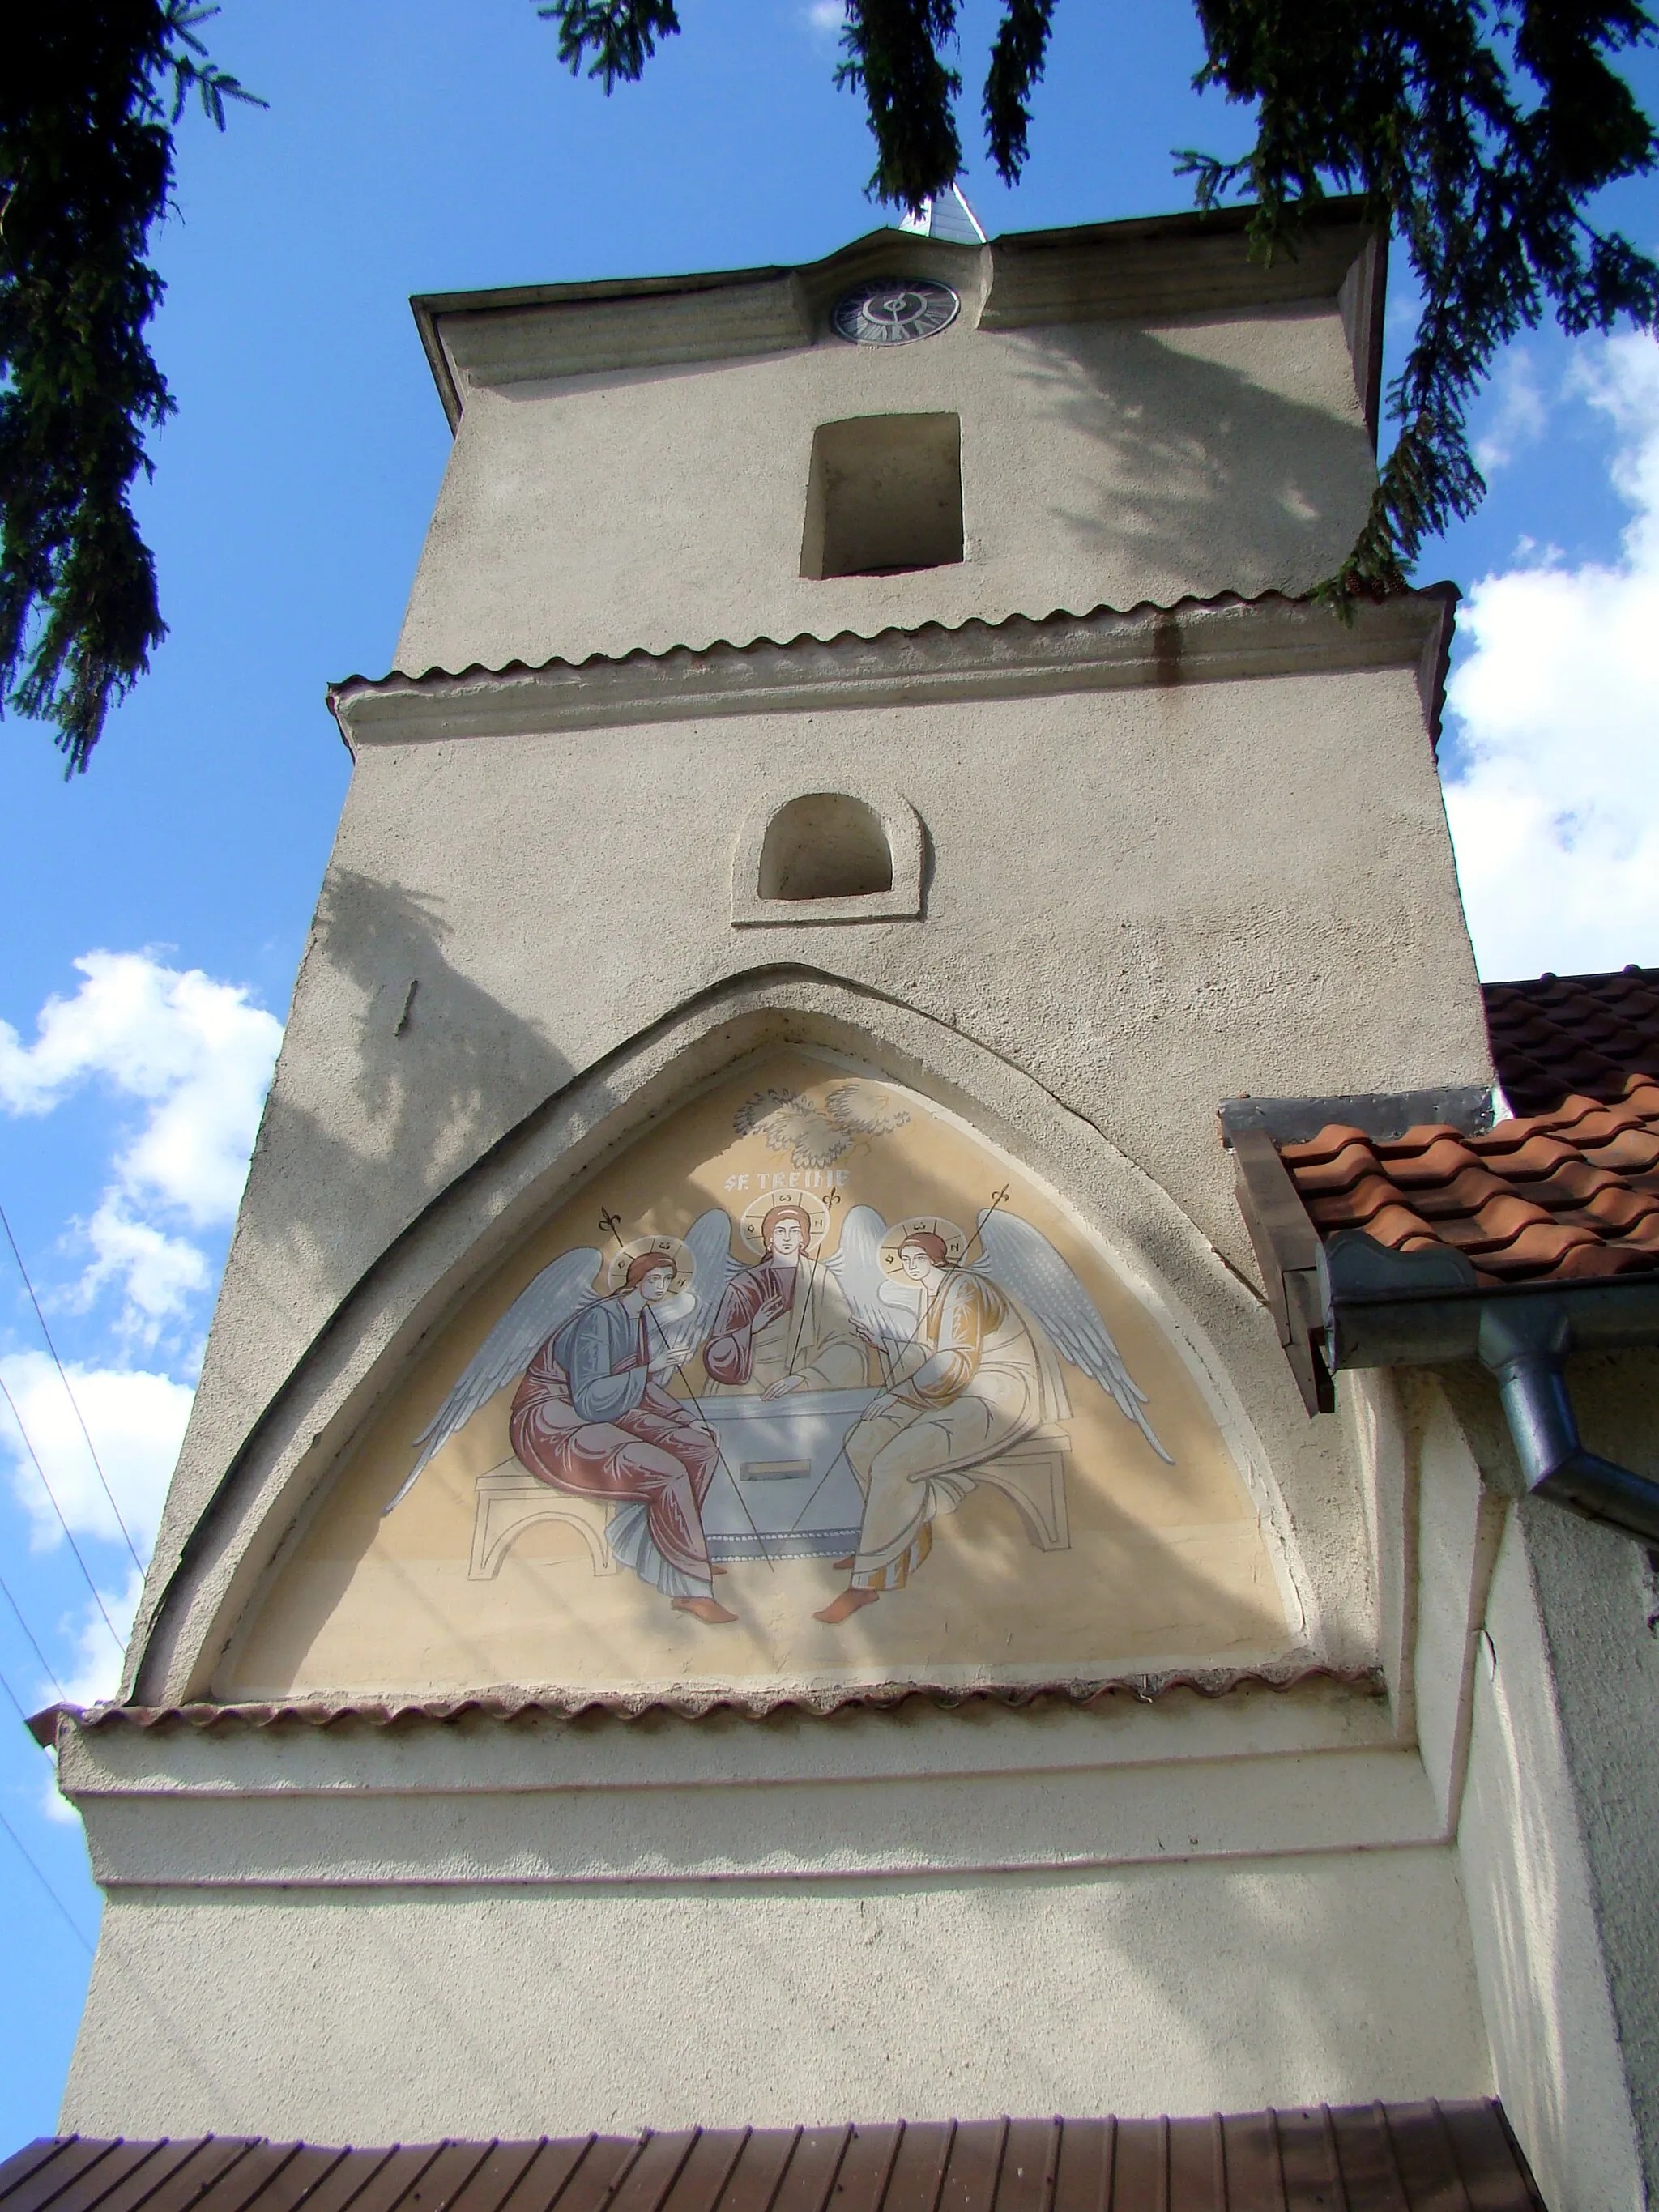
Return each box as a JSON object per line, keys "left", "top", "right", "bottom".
{"left": 800, "top": 413, "right": 964, "bottom": 580}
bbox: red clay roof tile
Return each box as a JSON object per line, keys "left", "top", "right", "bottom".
{"left": 1279, "top": 1074, "right": 1659, "bottom": 1287}
{"left": 1485, "top": 965, "right": 1659, "bottom": 1115}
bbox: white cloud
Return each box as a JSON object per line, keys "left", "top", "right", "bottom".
{"left": 1444, "top": 334, "right": 1659, "bottom": 981}
{"left": 55, "top": 1566, "right": 146, "bottom": 1711}
{"left": 0, "top": 1349, "right": 191, "bottom": 1556}
{"left": 804, "top": 0, "right": 847, "bottom": 35}
{"left": 0, "top": 950, "right": 282, "bottom": 1333}
{"left": 78, "top": 1200, "right": 212, "bottom": 1340}
{"left": 1473, "top": 349, "right": 1547, "bottom": 476}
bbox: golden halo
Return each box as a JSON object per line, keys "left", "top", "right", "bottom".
{"left": 738, "top": 1190, "right": 831, "bottom": 1256}
{"left": 878, "top": 1214, "right": 968, "bottom": 1278}
{"left": 603, "top": 1233, "right": 693, "bottom": 1294}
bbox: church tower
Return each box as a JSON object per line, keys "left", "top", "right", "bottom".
{"left": 32, "top": 201, "right": 1659, "bottom": 2212}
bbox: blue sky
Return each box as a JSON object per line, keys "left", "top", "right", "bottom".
{"left": 2, "top": 0, "right": 1658, "bottom": 2155}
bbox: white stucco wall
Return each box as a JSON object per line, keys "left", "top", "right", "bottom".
{"left": 397, "top": 296, "right": 1377, "bottom": 677}
{"left": 60, "top": 1685, "right": 1492, "bottom": 2142}
{"left": 63, "top": 1852, "right": 1491, "bottom": 2142}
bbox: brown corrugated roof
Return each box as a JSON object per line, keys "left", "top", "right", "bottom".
{"left": 0, "top": 2108, "right": 1545, "bottom": 2212}
{"left": 27, "top": 1665, "right": 1376, "bottom": 1749}
{"left": 1483, "top": 965, "right": 1659, "bottom": 1118}
{"left": 1277, "top": 1078, "right": 1659, "bottom": 1288}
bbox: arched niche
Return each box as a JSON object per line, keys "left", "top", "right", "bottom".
{"left": 761, "top": 793, "right": 893, "bottom": 901}
{"left": 218, "top": 1046, "right": 1303, "bottom": 1703}
{"left": 731, "top": 786, "right": 923, "bottom": 925}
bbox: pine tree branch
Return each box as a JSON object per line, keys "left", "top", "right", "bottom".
{"left": 0, "top": 1, "right": 261, "bottom": 773}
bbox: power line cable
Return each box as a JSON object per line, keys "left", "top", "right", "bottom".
{"left": 0, "top": 1801, "right": 95, "bottom": 1955}
{"left": 0, "top": 1657, "right": 95, "bottom": 1957}
{"left": 0, "top": 1662, "right": 38, "bottom": 1731}
{"left": 0, "top": 1200, "right": 143, "bottom": 1572}
{"left": 0, "top": 1566, "right": 66, "bottom": 1699}
{"left": 0, "top": 1376, "right": 123, "bottom": 1651}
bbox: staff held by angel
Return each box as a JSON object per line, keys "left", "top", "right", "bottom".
{"left": 809, "top": 1201, "right": 1174, "bottom": 1624}
{"left": 397, "top": 1230, "right": 740, "bottom": 1626}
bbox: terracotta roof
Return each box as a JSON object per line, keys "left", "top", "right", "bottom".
{"left": 0, "top": 2108, "right": 1545, "bottom": 2212}
{"left": 28, "top": 1666, "right": 1375, "bottom": 1748}
{"left": 1484, "top": 965, "right": 1659, "bottom": 1117}
{"left": 1278, "top": 1078, "right": 1659, "bottom": 1288}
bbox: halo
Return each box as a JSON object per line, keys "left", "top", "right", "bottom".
{"left": 739, "top": 1190, "right": 831, "bottom": 1256}
{"left": 603, "top": 1233, "right": 693, "bottom": 1294}
{"left": 878, "top": 1214, "right": 968, "bottom": 1278}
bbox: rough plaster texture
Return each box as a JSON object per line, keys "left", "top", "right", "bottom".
{"left": 1353, "top": 1359, "right": 1659, "bottom": 2212}
{"left": 1503, "top": 1356, "right": 1659, "bottom": 2210}
{"left": 1410, "top": 1383, "right": 1506, "bottom": 1829}
{"left": 396, "top": 280, "right": 1378, "bottom": 676}
{"left": 1340, "top": 1371, "right": 1414, "bottom": 1742}
{"left": 62, "top": 1848, "right": 1491, "bottom": 2143}
{"left": 1457, "top": 1511, "right": 1646, "bottom": 2212}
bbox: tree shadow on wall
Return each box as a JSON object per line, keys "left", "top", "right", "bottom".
{"left": 1004, "top": 314, "right": 1379, "bottom": 601}
{"left": 241, "top": 864, "right": 575, "bottom": 1319}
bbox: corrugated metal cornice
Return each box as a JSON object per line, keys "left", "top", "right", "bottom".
{"left": 328, "top": 588, "right": 1457, "bottom": 755}
{"left": 30, "top": 1663, "right": 1380, "bottom": 1749}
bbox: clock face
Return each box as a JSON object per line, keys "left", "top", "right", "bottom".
{"left": 831, "top": 277, "right": 961, "bottom": 347}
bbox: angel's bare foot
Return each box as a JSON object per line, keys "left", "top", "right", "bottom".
{"left": 832, "top": 1556, "right": 855, "bottom": 1571}
{"left": 710, "top": 1563, "right": 728, "bottom": 1575}
{"left": 673, "top": 1595, "right": 738, "bottom": 1625}
{"left": 814, "top": 1588, "right": 879, "bottom": 1624}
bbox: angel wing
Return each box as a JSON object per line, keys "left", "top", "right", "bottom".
{"left": 973, "top": 1212, "right": 1173, "bottom": 1464}
{"left": 676, "top": 1207, "right": 744, "bottom": 1352}
{"left": 386, "top": 1245, "right": 605, "bottom": 1512}
{"left": 825, "top": 1206, "right": 914, "bottom": 1349}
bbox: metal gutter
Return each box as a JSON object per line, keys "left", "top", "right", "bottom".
{"left": 1227, "top": 1119, "right": 1659, "bottom": 1546}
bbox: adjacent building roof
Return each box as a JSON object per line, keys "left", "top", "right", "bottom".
{"left": 1224, "top": 961, "right": 1659, "bottom": 1413}
{"left": 0, "top": 2108, "right": 1546, "bottom": 2212}
{"left": 1483, "top": 965, "right": 1659, "bottom": 1117}
{"left": 1227, "top": 966, "right": 1659, "bottom": 1379}
{"left": 1279, "top": 1077, "right": 1659, "bottom": 1287}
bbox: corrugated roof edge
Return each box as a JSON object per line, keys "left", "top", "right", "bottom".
{"left": 327, "top": 586, "right": 1461, "bottom": 745}
{"left": 29, "top": 1662, "right": 1381, "bottom": 1748}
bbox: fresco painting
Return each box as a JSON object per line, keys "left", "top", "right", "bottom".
{"left": 224, "top": 1054, "right": 1299, "bottom": 1697}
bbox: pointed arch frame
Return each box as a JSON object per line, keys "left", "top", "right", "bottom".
{"left": 131, "top": 970, "right": 1331, "bottom": 1707}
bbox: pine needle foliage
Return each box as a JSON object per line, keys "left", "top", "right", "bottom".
{"left": 7, "top": 3, "right": 1656, "bottom": 772}
{"left": 0, "top": 2, "right": 260, "bottom": 774}
{"left": 546, "top": 0, "right": 1659, "bottom": 614}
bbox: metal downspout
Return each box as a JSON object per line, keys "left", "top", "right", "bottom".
{"left": 1478, "top": 1303, "right": 1659, "bottom": 1546}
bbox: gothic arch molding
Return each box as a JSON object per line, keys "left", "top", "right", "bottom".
{"left": 132, "top": 969, "right": 1334, "bottom": 1707}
